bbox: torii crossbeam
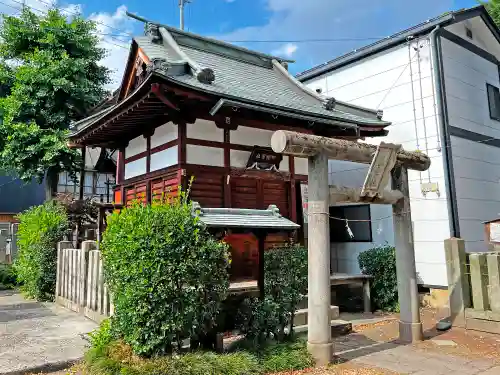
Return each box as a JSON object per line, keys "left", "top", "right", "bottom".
{"left": 271, "top": 130, "right": 431, "bottom": 365}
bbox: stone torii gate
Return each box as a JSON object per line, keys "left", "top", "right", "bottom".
{"left": 271, "top": 130, "right": 431, "bottom": 365}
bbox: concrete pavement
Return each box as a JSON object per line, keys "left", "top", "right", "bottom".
{"left": 0, "top": 290, "right": 97, "bottom": 375}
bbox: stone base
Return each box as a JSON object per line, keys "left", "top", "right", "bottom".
{"left": 307, "top": 341, "right": 333, "bottom": 366}
{"left": 399, "top": 321, "right": 423, "bottom": 343}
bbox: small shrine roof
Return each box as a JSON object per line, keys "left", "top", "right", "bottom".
{"left": 192, "top": 202, "right": 300, "bottom": 230}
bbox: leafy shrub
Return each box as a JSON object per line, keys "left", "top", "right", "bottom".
{"left": 15, "top": 201, "right": 68, "bottom": 300}
{"left": 100, "top": 195, "right": 230, "bottom": 356}
{"left": 89, "top": 319, "right": 115, "bottom": 354}
{"left": 0, "top": 263, "right": 17, "bottom": 289}
{"left": 238, "top": 245, "right": 308, "bottom": 343}
{"left": 358, "top": 244, "right": 399, "bottom": 312}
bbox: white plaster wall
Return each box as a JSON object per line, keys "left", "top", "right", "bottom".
{"left": 445, "top": 17, "right": 500, "bottom": 61}
{"left": 125, "top": 135, "right": 147, "bottom": 158}
{"left": 294, "top": 157, "right": 308, "bottom": 175}
{"left": 441, "top": 28, "right": 500, "bottom": 253}
{"left": 306, "top": 40, "right": 450, "bottom": 286}
{"left": 230, "top": 150, "right": 250, "bottom": 168}
{"left": 150, "top": 146, "right": 178, "bottom": 172}
{"left": 124, "top": 157, "right": 147, "bottom": 179}
{"left": 231, "top": 126, "right": 273, "bottom": 147}
{"left": 187, "top": 145, "right": 224, "bottom": 167}
{"left": 187, "top": 119, "right": 224, "bottom": 142}
{"left": 151, "top": 123, "right": 177, "bottom": 149}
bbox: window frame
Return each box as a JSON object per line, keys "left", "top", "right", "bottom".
{"left": 486, "top": 83, "right": 500, "bottom": 121}
{"left": 329, "top": 204, "right": 373, "bottom": 243}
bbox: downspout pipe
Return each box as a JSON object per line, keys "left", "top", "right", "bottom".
{"left": 430, "top": 26, "right": 460, "bottom": 238}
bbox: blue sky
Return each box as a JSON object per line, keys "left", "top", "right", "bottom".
{"left": 4, "top": 0, "right": 481, "bottom": 87}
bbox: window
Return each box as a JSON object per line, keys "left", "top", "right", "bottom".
{"left": 329, "top": 205, "right": 372, "bottom": 242}
{"left": 57, "top": 171, "right": 115, "bottom": 201}
{"left": 487, "top": 83, "right": 500, "bottom": 121}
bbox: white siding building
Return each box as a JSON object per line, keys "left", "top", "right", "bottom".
{"left": 298, "top": 5, "right": 500, "bottom": 288}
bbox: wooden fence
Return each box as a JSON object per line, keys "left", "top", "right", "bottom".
{"left": 445, "top": 238, "right": 500, "bottom": 334}
{"left": 55, "top": 240, "right": 112, "bottom": 323}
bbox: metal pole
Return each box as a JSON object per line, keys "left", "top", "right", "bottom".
{"left": 179, "top": 0, "right": 190, "bottom": 30}
{"left": 391, "top": 166, "right": 423, "bottom": 342}
{"left": 307, "top": 151, "right": 332, "bottom": 365}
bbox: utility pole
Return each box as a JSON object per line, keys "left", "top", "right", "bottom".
{"left": 179, "top": 0, "right": 191, "bottom": 30}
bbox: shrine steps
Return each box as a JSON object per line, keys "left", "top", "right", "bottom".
{"left": 294, "top": 305, "right": 339, "bottom": 326}
{"left": 294, "top": 320, "right": 353, "bottom": 337}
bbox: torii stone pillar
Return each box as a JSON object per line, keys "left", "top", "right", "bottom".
{"left": 307, "top": 151, "right": 332, "bottom": 364}
{"left": 271, "top": 130, "right": 430, "bottom": 364}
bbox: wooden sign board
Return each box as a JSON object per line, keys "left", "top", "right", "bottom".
{"left": 246, "top": 146, "right": 283, "bottom": 170}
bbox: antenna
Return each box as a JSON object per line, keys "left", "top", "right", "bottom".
{"left": 179, "top": 0, "right": 191, "bottom": 30}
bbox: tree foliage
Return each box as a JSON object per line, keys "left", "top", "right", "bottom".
{"left": 100, "top": 194, "right": 230, "bottom": 356}
{"left": 484, "top": 0, "right": 500, "bottom": 27}
{"left": 15, "top": 200, "right": 69, "bottom": 300}
{"left": 0, "top": 8, "right": 111, "bottom": 182}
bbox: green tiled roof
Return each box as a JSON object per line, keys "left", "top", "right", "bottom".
{"left": 192, "top": 202, "right": 300, "bottom": 230}
{"left": 132, "top": 25, "right": 390, "bottom": 127}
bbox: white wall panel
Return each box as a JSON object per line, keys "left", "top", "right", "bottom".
{"left": 231, "top": 126, "right": 273, "bottom": 147}
{"left": 187, "top": 145, "right": 224, "bottom": 167}
{"left": 187, "top": 119, "right": 223, "bottom": 142}
{"left": 124, "top": 157, "right": 146, "bottom": 179}
{"left": 230, "top": 150, "right": 250, "bottom": 168}
{"left": 151, "top": 123, "right": 177, "bottom": 149}
{"left": 442, "top": 27, "right": 500, "bottom": 253}
{"left": 294, "top": 157, "right": 308, "bottom": 175}
{"left": 125, "top": 135, "right": 147, "bottom": 158}
{"left": 150, "top": 146, "right": 178, "bottom": 172}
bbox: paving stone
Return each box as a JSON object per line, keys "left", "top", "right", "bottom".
{"left": 432, "top": 339, "right": 458, "bottom": 346}
{"left": 0, "top": 291, "right": 97, "bottom": 374}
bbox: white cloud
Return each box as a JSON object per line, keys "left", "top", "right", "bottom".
{"left": 89, "top": 5, "right": 135, "bottom": 89}
{"left": 272, "top": 42, "right": 298, "bottom": 58}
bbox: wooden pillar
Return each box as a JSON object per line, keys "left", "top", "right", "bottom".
{"left": 116, "top": 147, "right": 125, "bottom": 185}
{"left": 307, "top": 152, "right": 332, "bottom": 365}
{"left": 79, "top": 147, "right": 86, "bottom": 200}
{"left": 391, "top": 166, "right": 423, "bottom": 342}
{"left": 470, "top": 253, "right": 489, "bottom": 311}
{"left": 257, "top": 230, "right": 265, "bottom": 300}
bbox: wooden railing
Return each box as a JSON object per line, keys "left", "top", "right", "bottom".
{"left": 55, "top": 240, "right": 112, "bottom": 323}
{"left": 445, "top": 238, "right": 500, "bottom": 334}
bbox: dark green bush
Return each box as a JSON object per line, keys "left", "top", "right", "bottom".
{"left": 100, "top": 195, "right": 230, "bottom": 356}
{"left": 0, "top": 263, "right": 17, "bottom": 289}
{"left": 358, "top": 244, "right": 399, "bottom": 312}
{"left": 238, "top": 245, "right": 308, "bottom": 343}
{"left": 15, "top": 201, "right": 68, "bottom": 300}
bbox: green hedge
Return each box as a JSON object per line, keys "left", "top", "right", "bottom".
{"left": 238, "top": 245, "right": 308, "bottom": 343}
{"left": 15, "top": 201, "right": 68, "bottom": 300}
{"left": 100, "top": 196, "right": 230, "bottom": 356}
{"left": 358, "top": 244, "right": 399, "bottom": 312}
{"left": 0, "top": 264, "right": 17, "bottom": 289}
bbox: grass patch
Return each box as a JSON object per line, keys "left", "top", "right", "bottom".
{"left": 83, "top": 337, "right": 313, "bottom": 375}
